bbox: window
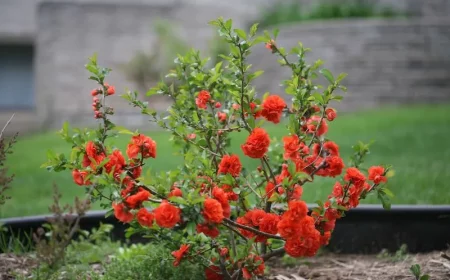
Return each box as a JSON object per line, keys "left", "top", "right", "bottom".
{"left": 0, "top": 45, "right": 34, "bottom": 109}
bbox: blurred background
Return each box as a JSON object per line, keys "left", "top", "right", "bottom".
{"left": 0, "top": 0, "right": 449, "bottom": 218}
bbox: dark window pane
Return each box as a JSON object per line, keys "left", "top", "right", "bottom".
{"left": 0, "top": 45, "right": 34, "bottom": 109}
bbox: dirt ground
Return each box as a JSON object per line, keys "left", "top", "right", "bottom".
{"left": 267, "top": 250, "right": 450, "bottom": 280}
{"left": 1, "top": 250, "right": 449, "bottom": 279}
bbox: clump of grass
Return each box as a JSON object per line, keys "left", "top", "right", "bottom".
{"left": 256, "top": 0, "right": 404, "bottom": 28}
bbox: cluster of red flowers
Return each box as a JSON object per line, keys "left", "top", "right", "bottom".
{"left": 196, "top": 90, "right": 211, "bottom": 109}
{"left": 236, "top": 209, "right": 280, "bottom": 242}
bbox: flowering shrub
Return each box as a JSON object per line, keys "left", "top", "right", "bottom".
{"left": 44, "top": 18, "right": 393, "bottom": 279}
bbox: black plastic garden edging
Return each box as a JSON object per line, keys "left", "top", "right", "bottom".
{"left": 1, "top": 204, "right": 449, "bottom": 254}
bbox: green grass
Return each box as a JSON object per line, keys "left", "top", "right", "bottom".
{"left": 2, "top": 104, "right": 450, "bottom": 218}
{"left": 256, "top": 0, "right": 404, "bottom": 29}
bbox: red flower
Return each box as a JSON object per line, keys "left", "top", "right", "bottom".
{"left": 241, "top": 128, "right": 270, "bottom": 158}
{"left": 323, "top": 156, "right": 344, "bottom": 177}
{"left": 82, "top": 141, "right": 105, "bottom": 170}
{"left": 72, "top": 169, "right": 91, "bottom": 186}
{"left": 314, "top": 141, "right": 339, "bottom": 157}
{"left": 306, "top": 116, "right": 328, "bottom": 136}
{"left": 205, "top": 265, "right": 223, "bottom": 280}
{"left": 287, "top": 200, "right": 308, "bottom": 220}
{"left": 154, "top": 200, "right": 181, "bottom": 228}
{"left": 215, "top": 102, "right": 222, "bottom": 108}
{"left": 283, "top": 135, "right": 301, "bottom": 160}
{"left": 196, "top": 223, "right": 220, "bottom": 238}
{"left": 106, "top": 84, "right": 115, "bottom": 95}
{"left": 236, "top": 216, "right": 255, "bottom": 239}
{"left": 261, "top": 95, "right": 286, "bottom": 123}
{"left": 265, "top": 39, "right": 276, "bottom": 51}
{"left": 325, "top": 108, "right": 337, "bottom": 121}
{"left": 112, "top": 203, "right": 133, "bottom": 223}
{"left": 136, "top": 208, "right": 154, "bottom": 227}
{"left": 196, "top": 90, "right": 211, "bottom": 109}
{"left": 284, "top": 216, "right": 321, "bottom": 257}
{"left": 249, "top": 102, "right": 262, "bottom": 118}
{"left": 277, "top": 215, "right": 301, "bottom": 239}
{"left": 168, "top": 187, "right": 183, "bottom": 198}
{"left": 217, "top": 112, "right": 227, "bottom": 122}
{"left": 332, "top": 181, "right": 344, "bottom": 198}
{"left": 368, "top": 166, "right": 387, "bottom": 184}
{"left": 221, "top": 184, "right": 239, "bottom": 201}
{"left": 265, "top": 182, "right": 276, "bottom": 199}
{"left": 203, "top": 198, "right": 224, "bottom": 223}
{"left": 344, "top": 167, "right": 366, "bottom": 189}
{"left": 91, "top": 88, "right": 100, "bottom": 96}
{"left": 246, "top": 209, "right": 266, "bottom": 227}
{"left": 125, "top": 188, "right": 150, "bottom": 209}
{"left": 320, "top": 231, "right": 332, "bottom": 245}
{"left": 104, "top": 149, "right": 126, "bottom": 177}
{"left": 259, "top": 213, "right": 281, "bottom": 234}
{"left": 171, "top": 244, "right": 190, "bottom": 267}
{"left": 126, "top": 134, "right": 156, "bottom": 159}
{"left": 129, "top": 160, "right": 142, "bottom": 179}
{"left": 288, "top": 185, "right": 303, "bottom": 200}
{"left": 187, "top": 133, "right": 196, "bottom": 140}
{"left": 212, "top": 187, "right": 231, "bottom": 218}
{"left": 218, "top": 154, "right": 242, "bottom": 177}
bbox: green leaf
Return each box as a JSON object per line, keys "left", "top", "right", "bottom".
{"left": 420, "top": 275, "right": 430, "bottom": 280}
{"left": 377, "top": 191, "right": 391, "bottom": 210}
{"left": 312, "top": 93, "right": 324, "bottom": 104}
{"left": 234, "top": 29, "right": 247, "bottom": 40}
{"left": 225, "top": 19, "right": 232, "bottom": 30}
{"left": 249, "top": 23, "right": 259, "bottom": 37}
{"left": 252, "top": 70, "right": 264, "bottom": 79}
{"left": 186, "top": 221, "right": 196, "bottom": 235}
{"left": 273, "top": 28, "right": 279, "bottom": 39}
{"left": 320, "top": 69, "right": 335, "bottom": 84}
{"left": 169, "top": 196, "right": 188, "bottom": 206}
{"left": 336, "top": 72, "right": 348, "bottom": 83}
{"left": 382, "top": 187, "right": 394, "bottom": 198}
{"left": 112, "top": 126, "right": 135, "bottom": 135}
{"left": 410, "top": 264, "right": 421, "bottom": 277}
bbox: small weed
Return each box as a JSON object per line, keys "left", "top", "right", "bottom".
{"left": 410, "top": 264, "right": 430, "bottom": 280}
{"left": 377, "top": 244, "right": 409, "bottom": 262}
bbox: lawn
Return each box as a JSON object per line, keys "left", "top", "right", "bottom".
{"left": 2, "top": 104, "right": 450, "bottom": 218}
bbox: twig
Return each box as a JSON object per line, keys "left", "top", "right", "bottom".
{"left": 223, "top": 218, "right": 282, "bottom": 240}
{"left": 441, "top": 252, "right": 450, "bottom": 261}
{"left": 0, "top": 113, "right": 15, "bottom": 139}
{"left": 262, "top": 248, "right": 286, "bottom": 261}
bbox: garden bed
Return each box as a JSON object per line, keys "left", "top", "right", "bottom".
{"left": 267, "top": 250, "right": 450, "bottom": 280}
{"left": 2, "top": 250, "right": 449, "bottom": 279}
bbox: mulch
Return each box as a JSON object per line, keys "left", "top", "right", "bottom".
{"left": 267, "top": 250, "right": 450, "bottom": 280}
{"left": 1, "top": 250, "right": 449, "bottom": 279}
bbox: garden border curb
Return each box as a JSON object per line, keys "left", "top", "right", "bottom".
{"left": 1, "top": 204, "right": 449, "bottom": 254}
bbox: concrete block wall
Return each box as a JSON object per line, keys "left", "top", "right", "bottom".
{"left": 249, "top": 19, "right": 450, "bottom": 111}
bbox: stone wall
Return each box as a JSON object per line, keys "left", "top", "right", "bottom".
{"left": 250, "top": 18, "right": 450, "bottom": 111}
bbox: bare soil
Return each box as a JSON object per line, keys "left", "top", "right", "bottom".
{"left": 267, "top": 250, "right": 450, "bottom": 280}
